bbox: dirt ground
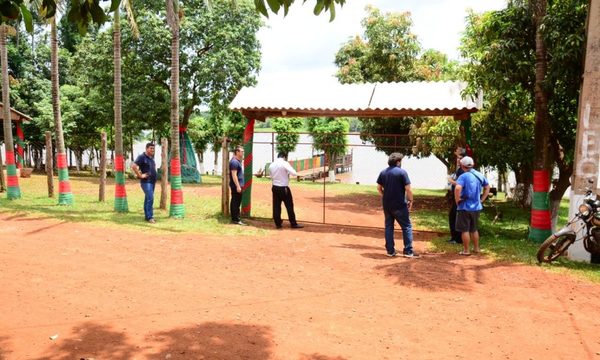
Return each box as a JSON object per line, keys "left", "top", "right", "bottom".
{"left": 1, "top": 181, "right": 600, "bottom": 359}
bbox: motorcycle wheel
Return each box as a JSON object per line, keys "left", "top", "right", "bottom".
{"left": 537, "top": 233, "right": 576, "bottom": 263}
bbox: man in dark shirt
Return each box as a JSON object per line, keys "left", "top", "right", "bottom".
{"left": 447, "top": 147, "right": 467, "bottom": 244}
{"left": 229, "top": 145, "right": 246, "bottom": 225}
{"left": 131, "top": 143, "right": 157, "bottom": 223}
{"left": 376, "top": 153, "right": 417, "bottom": 258}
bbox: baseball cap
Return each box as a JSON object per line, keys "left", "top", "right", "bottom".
{"left": 460, "top": 156, "right": 474, "bottom": 168}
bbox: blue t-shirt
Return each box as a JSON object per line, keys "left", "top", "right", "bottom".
{"left": 229, "top": 158, "right": 244, "bottom": 189}
{"left": 134, "top": 153, "right": 157, "bottom": 184}
{"left": 376, "top": 166, "right": 411, "bottom": 211}
{"left": 456, "top": 169, "right": 489, "bottom": 211}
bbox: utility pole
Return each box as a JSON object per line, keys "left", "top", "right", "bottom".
{"left": 569, "top": 0, "right": 600, "bottom": 263}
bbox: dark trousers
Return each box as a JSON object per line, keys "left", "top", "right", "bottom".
{"left": 272, "top": 185, "right": 297, "bottom": 227}
{"left": 230, "top": 189, "right": 242, "bottom": 222}
{"left": 448, "top": 202, "right": 462, "bottom": 242}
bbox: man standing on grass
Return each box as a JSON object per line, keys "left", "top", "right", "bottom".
{"left": 131, "top": 143, "right": 157, "bottom": 224}
{"left": 230, "top": 145, "right": 247, "bottom": 226}
{"left": 454, "top": 156, "right": 491, "bottom": 255}
{"left": 377, "top": 153, "right": 417, "bottom": 258}
{"left": 269, "top": 152, "right": 304, "bottom": 229}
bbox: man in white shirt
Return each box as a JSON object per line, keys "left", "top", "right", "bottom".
{"left": 269, "top": 152, "right": 304, "bottom": 229}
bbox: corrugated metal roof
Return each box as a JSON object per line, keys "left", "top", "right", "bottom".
{"left": 0, "top": 103, "right": 32, "bottom": 122}
{"left": 229, "top": 81, "right": 481, "bottom": 116}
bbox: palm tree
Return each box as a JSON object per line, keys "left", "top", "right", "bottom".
{"left": 50, "top": 16, "right": 73, "bottom": 205}
{"left": 1, "top": 24, "right": 20, "bottom": 199}
{"left": 113, "top": 1, "right": 139, "bottom": 212}
{"left": 166, "top": 0, "right": 184, "bottom": 218}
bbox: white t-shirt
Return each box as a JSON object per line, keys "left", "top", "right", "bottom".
{"left": 269, "top": 158, "right": 298, "bottom": 187}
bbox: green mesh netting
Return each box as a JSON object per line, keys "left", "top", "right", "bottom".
{"left": 157, "top": 131, "right": 202, "bottom": 184}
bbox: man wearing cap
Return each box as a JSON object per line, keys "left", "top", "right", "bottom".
{"left": 377, "top": 152, "right": 417, "bottom": 258}
{"left": 454, "top": 156, "right": 491, "bottom": 255}
{"left": 447, "top": 147, "right": 467, "bottom": 244}
{"left": 269, "top": 152, "right": 303, "bottom": 229}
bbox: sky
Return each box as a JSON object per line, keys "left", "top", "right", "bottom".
{"left": 256, "top": 0, "right": 507, "bottom": 87}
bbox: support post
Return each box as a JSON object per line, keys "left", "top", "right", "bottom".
{"left": 160, "top": 137, "right": 168, "bottom": 210}
{"left": 99, "top": 131, "right": 107, "bottom": 202}
{"left": 569, "top": 0, "right": 600, "bottom": 262}
{"left": 45, "top": 131, "right": 54, "bottom": 198}
{"left": 15, "top": 121, "right": 24, "bottom": 169}
{"left": 222, "top": 137, "right": 230, "bottom": 216}
{"left": 0, "top": 143, "right": 5, "bottom": 193}
{"left": 241, "top": 118, "right": 255, "bottom": 217}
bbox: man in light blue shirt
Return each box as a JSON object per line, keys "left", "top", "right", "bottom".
{"left": 454, "top": 156, "right": 490, "bottom": 255}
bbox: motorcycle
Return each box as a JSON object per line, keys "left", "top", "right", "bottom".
{"left": 537, "top": 180, "right": 600, "bottom": 263}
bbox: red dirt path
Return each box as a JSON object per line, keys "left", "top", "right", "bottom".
{"left": 1, "top": 185, "right": 600, "bottom": 359}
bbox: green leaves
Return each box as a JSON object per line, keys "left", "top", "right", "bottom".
{"left": 0, "top": 1, "right": 20, "bottom": 19}
{"left": 254, "top": 0, "right": 344, "bottom": 20}
{"left": 18, "top": 3, "right": 31, "bottom": 32}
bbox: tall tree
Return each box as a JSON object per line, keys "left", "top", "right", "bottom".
{"left": 334, "top": 6, "right": 423, "bottom": 156}
{"left": 165, "top": 0, "right": 184, "bottom": 218}
{"left": 113, "top": 0, "right": 138, "bottom": 212}
{"left": 50, "top": 15, "right": 73, "bottom": 205}
{"left": 1, "top": 24, "right": 20, "bottom": 199}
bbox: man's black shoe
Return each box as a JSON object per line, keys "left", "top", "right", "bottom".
{"left": 291, "top": 224, "right": 304, "bottom": 229}
{"left": 275, "top": 225, "right": 283, "bottom": 229}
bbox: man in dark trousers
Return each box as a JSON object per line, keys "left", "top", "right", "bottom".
{"left": 447, "top": 147, "right": 467, "bottom": 244}
{"left": 268, "top": 152, "right": 304, "bottom": 229}
{"left": 131, "top": 143, "right": 157, "bottom": 223}
{"left": 377, "top": 153, "right": 418, "bottom": 258}
{"left": 229, "top": 145, "right": 247, "bottom": 225}
{"left": 454, "top": 156, "right": 491, "bottom": 255}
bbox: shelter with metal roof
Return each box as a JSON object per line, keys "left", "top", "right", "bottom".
{"left": 228, "top": 81, "right": 482, "bottom": 216}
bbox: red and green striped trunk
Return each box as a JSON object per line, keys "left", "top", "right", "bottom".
{"left": 15, "top": 122, "right": 25, "bottom": 169}
{"left": 114, "top": 155, "right": 129, "bottom": 212}
{"left": 5, "top": 150, "right": 21, "bottom": 199}
{"left": 529, "top": 170, "right": 552, "bottom": 242}
{"left": 241, "top": 118, "right": 255, "bottom": 217}
{"left": 56, "top": 153, "right": 73, "bottom": 205}
{"left": 169, "top": 158, "right": 184, "bottom": 218}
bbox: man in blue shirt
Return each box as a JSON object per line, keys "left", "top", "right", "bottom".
{"left": 131, "top": 143, "right": 157, "bottom": 223}
{"left": 454, "top": 156, "right": 491, "bottom": 255}
{"left": 376, "top": 153, "right": 417, "bottom": 258}
{"left": 229, "top": 145, "right": 247, "bottom": 225}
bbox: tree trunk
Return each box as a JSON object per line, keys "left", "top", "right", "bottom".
{"left": 1, "top": 25, "right": 20, "bottom": 198}
{"left": 529, "top": 0, "right": 552, "bottom": 241}
{"left": 160, "top": 137, "right": 168, "bottom": 210}
{"left": 113, "top": 9, "right": 129, "bottom": 212}
{"left": 51, "top": 17, "right": 72, "bottom": 204}
{"left": 0, "top": 144, "right": 5, "bottom": 193}
{"left": 99, "top": 132, "right": 107, "bottom": 202}
{"left": 197, "top": 150, "right": 205, "bottom": 174}
{"left": 167, "top": 0, "right": 184, "bottom": 218}
{"left": 45, "top": 131, "right": 54, "bottom": 197}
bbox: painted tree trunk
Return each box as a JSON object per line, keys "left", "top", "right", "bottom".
{"left": 113, "top": 10, "right": 129, "bottom": 212}
{"left": 167, "top": 0, "right": 184, "bottom": 218}
{"left": 51, "top": 18, "right": 73, "bottom": 205}
{"left": 530, "top": 0, "right": 552, "bottom": 242}
{"left": 241, "top": 118, "right": 255, "bottom": 216}
{"left": 1, "top": 25, "right": 20, "bottom": 199}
